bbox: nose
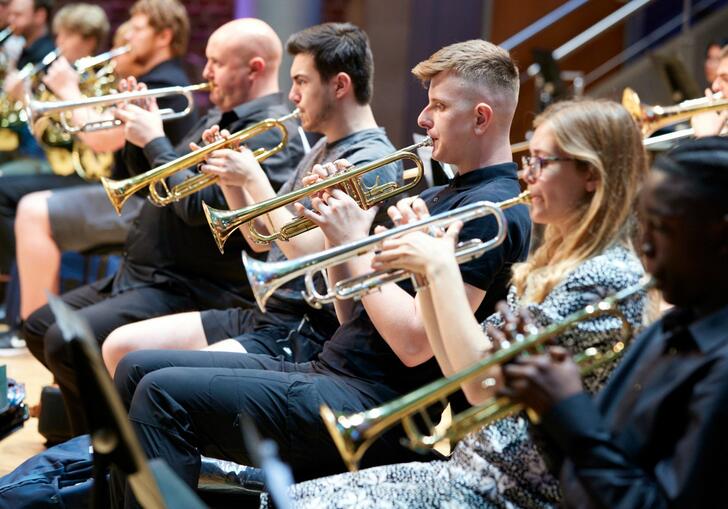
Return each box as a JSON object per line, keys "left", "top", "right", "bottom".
{"left": 288, "top": 86, "right": 299, "bottom": 104}
{"left": 417, "top": 108, "right": 432, "bottom": 130}
{"left": 202, "top": 62, "right": 212, "bottom": 81}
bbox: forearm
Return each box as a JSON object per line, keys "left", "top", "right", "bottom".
{"left": 219, "top": 185, "right": 270, "bottom": 254}
{"left": 416, "top": 287, "right": 455, "bottom": 375}
{"left": 426, "top": 260, "right": 497, "bottom": 401}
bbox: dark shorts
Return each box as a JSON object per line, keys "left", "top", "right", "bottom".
{"left": 48, "top": 186, "right": 144, "bottom": 252}
{"left": 200, "top": 302, "right": 339, "bottom": 363}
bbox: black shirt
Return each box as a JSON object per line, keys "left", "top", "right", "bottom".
{"left": 314, "top": 162, "right": 532, "bottom": 401}
{"left": 116, "top": 92, "right": 302, "bottom": 307}
{"left": 110, "top": 58, "right": 197, "bottom": 180}
{"left": 16, "top": 33, "right": 54, "bottom": 70}
{"left": 543, "top": 303, "right": 728, "bottom": 509}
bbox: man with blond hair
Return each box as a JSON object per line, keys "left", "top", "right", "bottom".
{"left": 110, "top": 38, "right": 531, "bottom": 505}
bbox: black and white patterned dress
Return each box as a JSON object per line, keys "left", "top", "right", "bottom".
{"left": 262, "top": 244, "right": 647, "bottom": 509}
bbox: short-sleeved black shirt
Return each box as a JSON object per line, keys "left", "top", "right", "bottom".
{"left": 314, "top": 162, "right": 532, "bottom": 402}
{"left": 112, "top": 92, "right": 303, "bottom": 309}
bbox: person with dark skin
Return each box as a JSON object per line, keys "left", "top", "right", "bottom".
{"left": 500, "top": 136, "right": 728, "bottom": 509}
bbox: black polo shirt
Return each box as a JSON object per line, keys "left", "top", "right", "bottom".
{"left": 16, "top": 33, "right": 54, "bottom": 70}
{"left": 315, "top": 162, "right": 532, "bottom": 400}
{"left": 115, "top": 92, "right": 302, "bottom": 307}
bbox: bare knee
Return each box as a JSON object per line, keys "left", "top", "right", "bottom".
{"left": 16, "top": 191, "right": 52, "bottom": 236}
{"left": 102, "top": 325, "right": 135, "bottom": 375}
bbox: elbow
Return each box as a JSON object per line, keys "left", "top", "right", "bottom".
{"left": 396, "top": 340, "right": 433, "bottom": 368}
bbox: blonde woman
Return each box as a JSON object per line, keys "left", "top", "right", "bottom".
{"left": 268, "top": 99, "right": 650, "bottom": 508}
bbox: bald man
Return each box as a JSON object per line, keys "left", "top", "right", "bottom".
{"left": 21, "top": 18, "right": 304, "bottom": 437}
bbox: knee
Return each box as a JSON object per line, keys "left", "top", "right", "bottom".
{"left": 42, "top": 324, "right": 69, "bottom": 372}
{"left": 114, "top": 350, "right": 158, "bottom": 408}
{"left": 15, "top": 192, "right": 51, "bottom": 237}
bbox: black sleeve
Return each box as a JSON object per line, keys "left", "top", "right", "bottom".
{"left": 541, "top": 370, "right": 728, "bottom": 509}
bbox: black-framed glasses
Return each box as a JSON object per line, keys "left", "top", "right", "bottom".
{"left": 521, "top": 155, "right": 578, "bottom": 180}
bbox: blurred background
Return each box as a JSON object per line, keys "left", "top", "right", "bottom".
{"left": 49, "top": 0, "right": 728, "bottom": 152}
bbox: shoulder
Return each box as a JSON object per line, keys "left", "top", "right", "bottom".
{"left": 141, "top": 59, "right": 191, "bottom": 88}
{"left": 336, "top": 128, "right": 396, "bottom": 164}
{"left": 562, "top": 245, "right": 644, "bottom": 293}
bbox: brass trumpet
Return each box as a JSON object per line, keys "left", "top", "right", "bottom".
{"left": 321, "top": 276, "right": 653, "bottom": 471}
{"left": 101, "top": 109, "right": 299, "bottom": 214}
{"left": 204, "top": 138, "right": 432, "bottom": 252}
{"left": 26, "top": 80, "right": 208, "bottom": 135}
{"left": 622, "top": 87, "right": 728, "bottom": 137}
{"left": 243, "top": 191, "right": 531, "bottom": 313}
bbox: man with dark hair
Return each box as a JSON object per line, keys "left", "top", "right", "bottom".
{"left": 21, "top": 17, "right": 302, "bottom": 438}
{"left": 110, "top": 37, "right": 531, "bottom": 508}
{"left": 501, "top": 136, "right": 728, "bottom": 509}
{"left": 99, "top": 21, "right": 400, "bottom": 373}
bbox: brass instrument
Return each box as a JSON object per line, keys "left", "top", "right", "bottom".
{"left": 101, "top": 109, "right": 299, "bottom": 214}
{"left": 622, "top": 87, "right": 728, "bottom": 137}
{"left": 204, "top": 138, "right": 433, "bottom": 252}
{"left": 322, "top": 276, "right": 653, "bottom": 471}
{"left": 243, "top": 191, "right": 531, "bottom": 313}
{"left": 26, "top": 79, "right": 206, "bottom": 135}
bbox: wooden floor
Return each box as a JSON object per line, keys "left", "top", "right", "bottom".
{"left": 0, "top": 346, "right": 53, "bottom": 476}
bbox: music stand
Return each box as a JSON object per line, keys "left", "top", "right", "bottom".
{"left": 47, "top": 294, "right": 206, "bottom": 509}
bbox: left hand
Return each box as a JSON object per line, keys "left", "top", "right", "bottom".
{"left": 302, "top": 159, "right": 352, "bottom": 200}
{"left": 691, "top": 88, "right": 728, "bottom": 137}
{"left": 114, "top": 78, "right": 165, "bottom": 148}
{"left": 498, "top": 346, "right": 583, "bottom": 417}
{"left": 296, "top": 188, "right": 378, "bottom": 247}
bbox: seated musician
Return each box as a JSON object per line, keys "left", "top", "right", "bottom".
{"left": 109, "top": 39, "right": 531, "bottom": 507}
{"left": 100, "top": 22, "right": 402, "bottom": 373}
{"left": 501, "top": 136, "right": 728, "bottom": 508}
{"left": 13, "top": 20, "right": 143, "bottom": 324}
{"left": 21, "top": 16, "right": 303, "bottom": 437}
{"left": 261, "top": 98, "right": 650, "bottom": 508}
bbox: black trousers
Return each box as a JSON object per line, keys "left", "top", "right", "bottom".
{"left": 0, "top": 173, "right": 86, "bottom": 273}
{"left": 110, "top": 350, "right": 436, "bottom": 509}
{"left": 23, "top": 278, "right": 204, "bottom": 435}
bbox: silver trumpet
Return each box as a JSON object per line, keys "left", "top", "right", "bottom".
{"left": 244, "top": 191, "right": 531, "bottom": 312}
{"left": 25, "top": 81, "right": 210, "bottom": 134}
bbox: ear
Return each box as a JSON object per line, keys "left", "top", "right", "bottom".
{"left": 249, "top": 56, "right": 265, "bottom": 76}
{"left": 474, "top": 102, "right": 493, "bottom": 135}
{"left": 155, "top": 27, "right": 173, "bottom": 50}
{"left": 584, "top": 169, "right": 600, "bottom": 193}
{"left": 332, "top": 72, "right": 352, "bottom": 100}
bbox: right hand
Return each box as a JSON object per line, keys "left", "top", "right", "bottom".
{"left": 193, "top": 126, "right": 265, "bottom": 187}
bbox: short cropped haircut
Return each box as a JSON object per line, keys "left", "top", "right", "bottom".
{"left": 653, "top": 136, "right": 728, "bottom": 216}
{"left": 130, "top": 0, "right": 189, "bottom": 57}
{"left": 412, "top": 39, "right": 519, "bottom": 98}
{"left": 286, "top": 22, "right": 374, "bottom": 105}
{"left": 53, "top": 3, "right": 109, "bottom": 51}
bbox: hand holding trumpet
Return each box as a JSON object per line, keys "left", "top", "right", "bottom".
{"left": 194, "top": 125, "right": 266, "bottom": 188}
{"left": 113, "top": 77, "right": 164, "bottom": 147}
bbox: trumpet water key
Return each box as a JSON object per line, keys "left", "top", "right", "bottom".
{"left": 243, "top": 191, "right": 531, "bottom": 313}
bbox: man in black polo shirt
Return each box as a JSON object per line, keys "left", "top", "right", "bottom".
{"left": 500, "top": 137, "right": 728, "bottom": 509}
{"left": 22, "top": 17, "right": 302, "bottom": 437}
{"left": 100, "top": 22, "right": 401, "bottom": 373}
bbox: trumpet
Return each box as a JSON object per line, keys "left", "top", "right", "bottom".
{"left": 204, "top": 138, "right": 432, "bottom": 252}
{"left": 622, "top": 87, "right": 728, "bottom": 137}
{"left": 101, "top": 109, "right": 299, "bottom": 214}
{"left": 243, "top": 191, "right": 531, "bottom": 313}
{"left": 321, "top": 276, "right": 653, "bottom": 471}
{"left": 26, "top": 81, "right": 209, "bottom": 135}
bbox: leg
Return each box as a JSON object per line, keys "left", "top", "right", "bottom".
{"left": 15, "top": 191, "right": 59, "bottom": 319}
{"left": 25, "top": 284, "right": 196, "bottom": 435}
{"left": 102, "top": 311, "right": 208, "bottom": 377}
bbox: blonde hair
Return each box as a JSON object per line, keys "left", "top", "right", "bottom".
{"left": 52, "top": 3, "right": 109, "bottom": 51}
{"left": 511, "top": 99, "right": 647, "bottom": 303}
{"left": 130, "top": 0, "right": 189, "bottom": 57}
{"left": 412, "top": 39, "right": 519, "bottom": 99}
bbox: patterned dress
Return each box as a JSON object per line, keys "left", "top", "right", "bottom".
{"left": 262, "top": 244, "right": 647, "bottom": 509}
